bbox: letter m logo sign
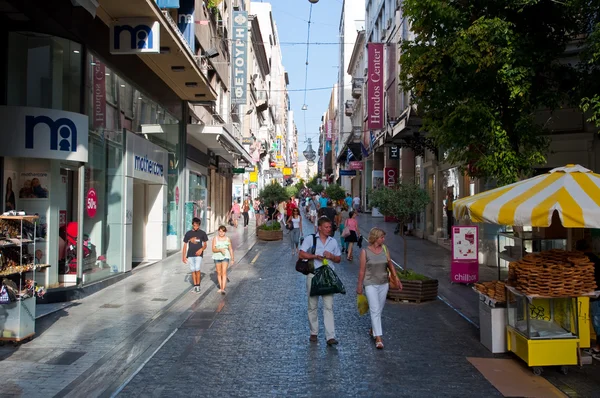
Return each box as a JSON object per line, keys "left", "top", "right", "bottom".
{"left": 110, "top": 19, "right": 160, "bottom": 54}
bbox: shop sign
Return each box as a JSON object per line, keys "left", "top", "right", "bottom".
{"left": 451, "top": 226, "right": 479, "bottom": 284}
{"left": 389, "top": 146, "right": 399, "bottom": 159}
{"left": 177, "top": 0, "right": 195, "bottom": 53}
{"left": 367, "top": 43, "right": 384, "bottom": 129}
{"left": 175, "top": 186, "right": 180, "bottom": 205}
{"left": 339, "top": 169, "right": 357, "bottom": 176}
{"left": 249, "top": 171, "right": 258, "bottom": 182}
{"left": 86, "top": 188, "right": 97, "bottom": 218}
{"left": 384, "top": 167, "right": 397, "bottom": 187}
{"left": 283, "top": 167, "right": 293, "bottom": 176}
{"left": 232, "top": 168, "right": 245, "bottom": 174}
{"left": 92, "top": 57, "right": 106, "bottom": 129}
{"left": 349, "top": 161, "right": 363, "bottom": 170}
{"left": 271, "top": 171, "right": 283, "bottom": 179}
{"left": 110, "top": 18, "right": 160, "bottom": 54}
{"left": 59, "top": 210, "right": 67, "bottom": 227}
{"left": 327, "top": 120, "right": 332, "bottom": 141}
{"left": 231, "top": 11, "right": 248, "bottom": 104}
{"left": 0, "top": 106, "right": 88, "bottom": 162}
{"left": 242, "top": 137, "right": 252, "bottom": 145}
{"left": 249, "top": 182, "right": 257, "bottom": 189}
{"left": 126, "top": 131, "right": 167, "bottom": 184}
{"left": 244, "top": 167, "right": 255, "bottom": 172}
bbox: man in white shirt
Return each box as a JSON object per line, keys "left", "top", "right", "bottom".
{"left": 352, "top": 195, "right": 361, "bottom": 213}
{"left": 299, "top": 216, "right": 342, "bottom": 345}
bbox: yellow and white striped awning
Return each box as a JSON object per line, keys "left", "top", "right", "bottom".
{"left": 453, "top": 164, "right": 600, "bottom": 228}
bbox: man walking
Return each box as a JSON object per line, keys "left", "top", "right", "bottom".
{"left": 318, "top": 200, "right": 338, "bottom": 237}
{"left": 352, "top": 195, "right": 361, "bottom": 213}
{"left": 299, "top": 217, "right": 342, "bottom": 345}
{"left": 182, "top": 217, "right": 209, "bottom": 292}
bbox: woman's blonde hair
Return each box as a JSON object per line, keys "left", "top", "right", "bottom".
{"left": 367, "top": 227, "right": 386, "bottom": 244}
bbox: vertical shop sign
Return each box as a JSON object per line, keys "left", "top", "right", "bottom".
{"left": 232, "top": 11, "right": 248, "bottom": 104}
{"left": 86, "top": 188, "right": 97, "bottom": 218}
{"left": 367, "top": 43, "right": 384, "bottom": 130}
{"left": 327, "top": 120, "right": 332, "bottom": 141}
{"left": 389, "top": 146, "right": 399, "bottom": 159}
{"left": 177, "top": 0, "right": 195, "bottom": 53}
{"left": 93, "top": 57, "right": 106, "bottom": 129}
{"left": 59, "top": 210, "right": 67, "bottom": 227}
{"left": 383, "top": 167, "right": 398, "bottom": 222}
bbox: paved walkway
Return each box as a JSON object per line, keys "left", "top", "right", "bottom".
{"left": 118, "top": 223, "right": 501, "bottom": 397}
{"left": 0, "top": 222, "right": 259, "bottom": 397}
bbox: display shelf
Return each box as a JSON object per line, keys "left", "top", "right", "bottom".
{"left": 497, "top": 232, "right": 567, "bottom": 280}
{"left": 0, "top": 264, "right": 49, "bottom": 278}
{"left": 0, "top": 215, "right": 39, "bottom": 221}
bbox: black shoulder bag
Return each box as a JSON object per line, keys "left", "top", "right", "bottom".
{"left": 295, "top": 234, "right": 317, "bottom": 275}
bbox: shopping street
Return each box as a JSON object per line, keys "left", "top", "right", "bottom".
{"left": 0, "top": 213, "right": 598, "bottom": 397}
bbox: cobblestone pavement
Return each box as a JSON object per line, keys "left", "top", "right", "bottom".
{"left": 118, "top": 226, "right": 501, "bottom": 397}
{"left": 0, "top": 222, "right": 259, "bottom": 397}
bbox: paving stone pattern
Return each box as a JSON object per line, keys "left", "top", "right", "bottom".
{"left": 119, "top": 228, "right": 501, "bottom": 397}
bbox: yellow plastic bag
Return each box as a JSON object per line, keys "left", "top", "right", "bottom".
{"left": 357, "top": 294, "right": 369, "bottom": 316}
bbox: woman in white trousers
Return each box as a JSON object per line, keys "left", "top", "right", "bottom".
{"left": 357, "top": 227, "right": 402, "bottom": 349}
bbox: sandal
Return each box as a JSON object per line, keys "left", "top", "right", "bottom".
{"left": 347, "top": 256, "right": 353, "bottom": 261}
{"left": 375, "top": 340, "right": 384, "bottom": 349}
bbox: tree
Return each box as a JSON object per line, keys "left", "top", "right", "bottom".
{"left": 324, "top": 184, "right": 346, "bottom": 203}
{"left": 258, "top": 182, "right": 288, "bottom": 207}
{"left": 399, "top": 0, "right": 593, "bottom": 185}
{"left": 285, "top": 185, "right": 298, "bottom": 199}
{"left": 306, "top": 175, "right": 323, "bottom": 194}
{"left": 368, "top": 183, "right": 429, "bottom": 268}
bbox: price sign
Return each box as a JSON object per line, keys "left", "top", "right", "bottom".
{"left": 86, "top": 188, "right": 97, "bottom": 218}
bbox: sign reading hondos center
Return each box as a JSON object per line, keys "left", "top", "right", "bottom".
{"left": 126, "top": 131, "right": 167, "bottom": 184}
{"left": 0, "top": 106, "right": 88, "bottom": 162}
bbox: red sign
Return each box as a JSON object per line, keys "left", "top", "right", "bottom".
{"left": 59, "top": 210, "right": 67, "bottom": 227}
{"left": 175, "top": 186, "right": 180, "bottom": 205}
{"left": 349, "top": 161, "right": 363, "bottom": 170}
{"left": 384, "top": 167, "right": 398, "bottom": 222}
{"left": 92, "top": 57, "right": 106, "bottom": 129}
{"left": 384, "top": 167, "right": 397, "bottom": 187}
{"left": 86, "top": 188, "right": 97, "bottom": 218}
{"left": 367, "top": 43, "right": 384, "bottom": 130}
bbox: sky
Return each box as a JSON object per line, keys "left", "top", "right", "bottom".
{"left": 260, "top": 0, "right": 344, "bottom": 159}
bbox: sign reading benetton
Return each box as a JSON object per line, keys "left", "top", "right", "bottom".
{"left": 368, "top": 43, "right": 384, "bottom": 130}
{"left": 232, "top": 11, "right": 248, "bottom": 104}
{"left": 0, "top": 106, "right": 88, "bottom": 162}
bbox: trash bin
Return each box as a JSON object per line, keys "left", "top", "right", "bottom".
{"left": 479, "top": 300, "right": 507, "bottom": 353}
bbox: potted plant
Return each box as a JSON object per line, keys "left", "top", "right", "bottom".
{"left": 369, "top": 182, "right": 437, "bottom": 302}
{"left": 256, "top": 182, "right": 288, "bottom": 241}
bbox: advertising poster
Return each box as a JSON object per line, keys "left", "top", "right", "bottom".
{"left": 4, "top": 170, "right": 17, "bottom": 212}
{"left": 450, "top": 225, "right": 479, "bottom": 284}
{"left": 19, "top": 172, "right": 49, "bottom": 199}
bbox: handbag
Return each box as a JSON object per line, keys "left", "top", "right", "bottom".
{"left": 295, "top": 234, "right": 317, "bottom": 275}
{"left": 341, "top": 228, "right": 350, "bottom": 238}
{"left": 383, "top": 245, "right": 401, "bottom": 290}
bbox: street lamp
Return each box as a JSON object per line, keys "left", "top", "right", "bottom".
{"left": 303, "top": 139, "right": 316, "bottom": 164}
{"left": 308, "top": 0, "right": 319, "bottom": 3}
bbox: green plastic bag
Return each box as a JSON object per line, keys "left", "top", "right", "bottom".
{"left": 357, "top": 294, "right": 369, "bottom": 316}
{"left": 310, "top": 264, "right": 346, "bottom": 296}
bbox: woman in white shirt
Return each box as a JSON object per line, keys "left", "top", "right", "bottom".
{"left": 288, "top": 207, "right": 303, "bottom": 256}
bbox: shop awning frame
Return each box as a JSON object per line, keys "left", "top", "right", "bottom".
{"left": 96, "top": 0, "right": 217, "bottom": 101}
{"left": 187, "top": 124, "right": 254, "bottom": 166}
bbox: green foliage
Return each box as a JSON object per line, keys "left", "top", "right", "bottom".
{"left": 368, "top": 183, "right": 429, "bottom": 226}
{"left": 258, "top": 221, "right": 281, "bottom": 231}
{"left": 324, "top": 184, "right": 346, "bottom": 202}
{"left": 285, "top": 185, "right": 299, "bottom": 199}
{"left": 396, "top": 268, "right": 430, "bottom": 281}
{"left": 293, "top": 179, "right": 305, "bottom": 195}
{"left": 258, "top": 182, "right": 288, "bottom": 206}
{"left": 305, "top": 175, "right": 323, "bottom": 194}
{"left": 399, "top": 0, "right": 594, "bottom": 185}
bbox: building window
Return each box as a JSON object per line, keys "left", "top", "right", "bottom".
{"left": 6, "top": 32, "right": 82, "bottom": 113}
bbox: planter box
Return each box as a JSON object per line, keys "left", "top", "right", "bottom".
{"left": 257, "top": 229, "right": 283, "bottom": 241}
{"left": 387, "top": 279, "right": 438, "bottom": 303}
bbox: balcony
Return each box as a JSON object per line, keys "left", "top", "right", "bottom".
{"left": 96, "top": 0, "right": 217, "bottom": 101}
{"left": 352, "top": 78, "right": 363, "bottom": 99}
{"left": 345, "top": 100, "right": 354, "bottom": 116}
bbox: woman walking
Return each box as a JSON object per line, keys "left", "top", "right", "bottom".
{"left": 338, "top": 204, "right": 349, "bottom": 254}
{"left": 212, "top": 225, "right": 234, "bottom": 294}
{"left": 344, "top": 211, "right": 359, "bottom": 261}
{"left": 228, "top": 201, "right": 241, "bottom": 228}
{"left": 242, "top": 199, "right": 251, "bottom": 228}
{"left": 287, "top": 207, "right": 303, "bottom": 256}
{"left": 357, "top": 227, "right": 402, "bottom": 349}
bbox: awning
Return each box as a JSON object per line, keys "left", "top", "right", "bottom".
{"left": 96, "top": 0, "right": 217, "bottom": 101}
{"left": 454, "top": 164, "right": 600, "bottom": 228}
{"left": 187, "top": 124, "right": 254, "bottom": 166}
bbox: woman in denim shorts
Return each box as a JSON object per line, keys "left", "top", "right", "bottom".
{"left": 212, "top": 225, "right": 234, "bottom": 294}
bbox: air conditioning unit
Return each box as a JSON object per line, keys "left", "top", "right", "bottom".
{"left": 217, "top": 20, "right": 225, "bottom": 37}
{"left": 387, "top": 18, "right": 392, "bottom": 29}
{"left": 381, "top": 28, "right": 387, "bottom": 40}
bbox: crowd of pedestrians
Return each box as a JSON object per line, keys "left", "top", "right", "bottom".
{"left": 183, "top": 188, "right": 401, "bottom": 350}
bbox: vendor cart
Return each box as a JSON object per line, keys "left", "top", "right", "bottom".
{"left": 454, "top": 164, "right": 600, "bottom": 372}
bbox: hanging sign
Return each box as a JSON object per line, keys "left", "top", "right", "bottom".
{"left": 231, "top": 11, "right": 248, "bottom": 104}
{"left": 340, "top": 169, "right": 357, "bottom": 176}
{"left": 110, "top": 18, "right": 160, "bottom": 54}
{"left": 349, "top": 161, "right": 363, "bottom": 170}
{"left": 86, "top": 188, "right": 97, "bottom": 218}
{"left": 367, "top": 43, "right": 384, "bottom": 129}
{"left": 389, "top": 146, "right": 399, "bottom": 159}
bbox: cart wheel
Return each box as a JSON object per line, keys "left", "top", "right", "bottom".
{"left": 533, "top": 367, "right": 543, "bottom": 376}
{"left": 560, "top": 366, "right": 568, "bottom": 375}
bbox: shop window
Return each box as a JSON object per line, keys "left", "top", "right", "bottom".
{"left": 6, "top": 32, "right": 82, "bottom": 113}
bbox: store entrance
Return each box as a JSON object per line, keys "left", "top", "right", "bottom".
{"left": 58, "top": 165, "right": 79, "bottom": 285}
{"left": 132, "top": 180, "right": 162, "bottom": 267}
